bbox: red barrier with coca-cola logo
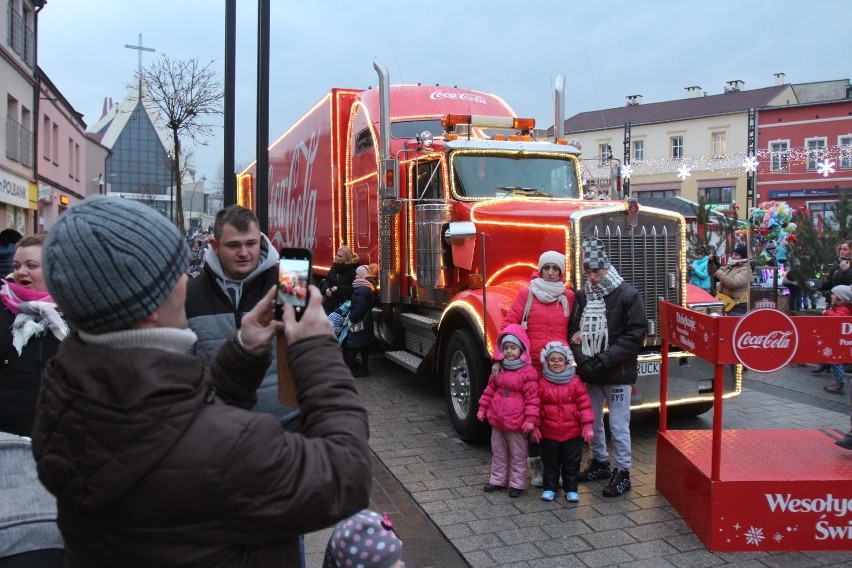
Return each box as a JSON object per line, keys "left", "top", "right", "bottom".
{"left": 660, "top": 306, "right": 852, "bottom": 371}
{"left": 657, "top": 302, "right": 852, "bottom": 552}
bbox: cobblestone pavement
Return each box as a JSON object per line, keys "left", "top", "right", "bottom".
{"left": 307, "top": 358, "right": 852, "bottom": 567}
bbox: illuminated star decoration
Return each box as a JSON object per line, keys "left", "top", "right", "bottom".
{"left": 742, "top": 155, "right": 759, "bottom": 173}
{"left": 817, "top": 159, "right": 836, "bottom": 177}
{"left": 677, "top": 164, "right": 692, "bottom": 180}
{"left": 621, "top": 164, "right": 633, "bottom": 180}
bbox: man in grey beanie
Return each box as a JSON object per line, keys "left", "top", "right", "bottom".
{"left": 569, "top": 237, "right": 647, "bottom": 498}
{"left": 30, "top": 197, "right": 371, "bottom": 567}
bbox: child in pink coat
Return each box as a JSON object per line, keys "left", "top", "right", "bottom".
{"left": 533, "top": 341, "right": 595, "bottom": 503}
{"left": 477, "top": 324, "right": 540, "bottom": 497}
{"left": 823, "top": 285, "right": 852, "bottom": 396}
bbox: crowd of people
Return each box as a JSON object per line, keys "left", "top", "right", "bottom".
{"left": 1, "top": 197, "right": 851, "bottom": 565}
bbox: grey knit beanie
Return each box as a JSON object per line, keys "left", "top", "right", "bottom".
{"left": 582, "top": 237, "right": 611, "bottom": 270}
{"left": 43, "top": 196, "right": 189, "bottom": 334}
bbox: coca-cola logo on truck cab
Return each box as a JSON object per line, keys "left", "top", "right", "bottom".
{"left": 429, "top": 91, "right": 488, "bottom": 105}
{"left": 732, "top": 309, "right": 798, "bottom": 372}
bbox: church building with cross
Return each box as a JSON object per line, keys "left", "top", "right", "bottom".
{"left": 87, "top": 34, "right": 176, "bottom": 220}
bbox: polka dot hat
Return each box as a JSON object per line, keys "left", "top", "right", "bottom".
{"left": 323, "top": 509, "right": 403, "bottom": 568}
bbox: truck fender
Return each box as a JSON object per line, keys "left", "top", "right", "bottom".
{"left": 436, "top": 284, "right": 524, "bottom": 365}
{"left": 685, "top": 282, "right": 716, "bottom": 304}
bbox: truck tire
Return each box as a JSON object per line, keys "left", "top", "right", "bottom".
{"left": 443, "top": 329, "right": 489, "bottom": 443}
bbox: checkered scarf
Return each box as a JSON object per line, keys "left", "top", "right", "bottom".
{"left": 580, "top": 268, "right": 623, "bottom": 357}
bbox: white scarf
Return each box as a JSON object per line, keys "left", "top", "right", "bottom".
{"left": 580, "top": 268, "right": 624, "bottom": 357}
{"left": 11, "top": 301, "right": 68, "bottom": 356}
{"left": 529, "top": 278, "right": 570, "bottom": 317}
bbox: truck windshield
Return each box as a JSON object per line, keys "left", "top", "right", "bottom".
{"left": 452, "top": 154, "right": 580, "bottom": 199}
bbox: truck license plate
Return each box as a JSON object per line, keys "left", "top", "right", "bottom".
{"left": 637, "top": 361, "right": 660, "bottom": 376}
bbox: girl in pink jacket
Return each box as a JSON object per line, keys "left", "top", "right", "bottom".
{"left": 477, "top": 324, "right": 540, "bottom": 497}
{"left": 533, "top": 341, "right": 594, "bottom": 503}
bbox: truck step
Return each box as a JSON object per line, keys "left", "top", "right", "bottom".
{"left": 385, "top": 350, "right": 423, "bottom": 373}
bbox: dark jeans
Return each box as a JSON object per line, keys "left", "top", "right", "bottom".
{"left": 528, "top": 441, "right": 539, "bottom": 458}
{"left": 540, "top": 436, "right": 582, "bottom": 493}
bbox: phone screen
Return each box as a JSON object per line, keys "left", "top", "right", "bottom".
{"left": 277, "top": 257, "right": 311, "bottom": 318}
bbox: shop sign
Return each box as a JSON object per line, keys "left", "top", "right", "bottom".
{"left": 0, "top": 169, "right": 31, "bottom": 209}
{"left": 769, "top": 188, "right": 838, "bottom": 199}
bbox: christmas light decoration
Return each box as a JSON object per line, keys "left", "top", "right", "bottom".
{"left": 621, "top": 163, "right": 633, "bottom": 180}
{"left": 816, "top": 159, "right": 836, "bottom": 178}
{"left": 579, "top": 143, "right": 851, "bottom": 181}
{"left": 677, "top": 164, "right": 692, "bottom": 180}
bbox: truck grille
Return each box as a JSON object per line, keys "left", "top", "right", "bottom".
{"left": 582, "top": 214, "right": 681, "bottom": 343}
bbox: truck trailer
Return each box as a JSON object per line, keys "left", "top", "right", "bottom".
{"left": 239, "top": 61, "right": 740, "bottom": 442}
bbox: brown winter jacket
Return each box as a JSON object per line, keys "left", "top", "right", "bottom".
{"left": 31, "top": 332, "right": 371, "bottom": 567}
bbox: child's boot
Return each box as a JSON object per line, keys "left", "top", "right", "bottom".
{"left": 528, "top": 457, "right": 543, "bottom": 488}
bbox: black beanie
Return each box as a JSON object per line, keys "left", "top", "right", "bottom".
{"left": 43, "top": 196, "right": 189, "bottom": 333}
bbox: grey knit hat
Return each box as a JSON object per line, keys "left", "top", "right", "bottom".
{"left": 43, "top": 196, "right": 189, "bottom": 333}
{"left": 832, "top": 285, "right": 852, "bottom": 304}
{"left": 323, "top": 510, "right": 403, "bottom": 568}
{"left": 582, "top": 237, "right": 610, "bottom": 270}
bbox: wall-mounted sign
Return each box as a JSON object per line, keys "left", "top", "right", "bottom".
{"left": 0, "top": 170, "right": 32, "bottom": 209}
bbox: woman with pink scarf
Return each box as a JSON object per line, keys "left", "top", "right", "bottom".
{"left": 0, "top": 234, "right": 68, "bottom": 436}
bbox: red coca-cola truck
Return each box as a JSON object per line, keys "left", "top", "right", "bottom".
{"left": 239, "top": 60, "right": 738, "bottom": 441}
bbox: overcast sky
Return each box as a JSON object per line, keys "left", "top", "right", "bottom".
{"left": 38, "top": 0, "right": 851, "bottom": 188}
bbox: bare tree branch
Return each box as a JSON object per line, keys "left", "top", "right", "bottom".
{"left": 142, "top": 54, "right": 223, "bottom": 234}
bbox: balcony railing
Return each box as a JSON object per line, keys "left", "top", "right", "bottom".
{"left": 7, "top": 2, "right": 35, "bottom": 69}
{"left": 6, "top": 116, "right": 33, "bottom": 167}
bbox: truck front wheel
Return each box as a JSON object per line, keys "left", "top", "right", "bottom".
{"left": 443, "top": 329, "right": 489, "bottom": 443}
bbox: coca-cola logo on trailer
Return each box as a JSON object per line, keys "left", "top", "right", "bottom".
{"left": 732, "top": 309, "right": 799, "bottom": 372}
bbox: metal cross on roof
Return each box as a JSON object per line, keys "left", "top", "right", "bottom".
{"left": 124, "top": 33, "right": 156, "bottom": 80}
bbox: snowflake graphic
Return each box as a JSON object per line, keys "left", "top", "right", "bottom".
{"left": 744, "top": 526, "right": 765, "bottom": 546}
{"left": 704, "top": 332, "right": 709, "bottom": 342}
{"left": 823, "top": 346, "right": 833, "bottom": 357}
{"left": 621, "top": 164, "right": 633, "bottom": 180}
{"left": 733, "top": 522, "right": 740, "bottom": 531}
{"left": 742, "top": 156, "right": 759, "bottom": 173}
{"left": 677, "top": 164, "right": 692, "bottom": 180}
{"left": 817, "top": 159, "right": 836, "bottom": 177}
{"left": 773, "top": 532, "right": 784, "bottom": 543}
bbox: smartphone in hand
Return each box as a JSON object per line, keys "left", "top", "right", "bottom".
{"left": 276, "top": 248, "right": 312, "bottom": 321}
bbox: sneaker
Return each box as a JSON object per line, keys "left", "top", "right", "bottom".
{"left": 836, "top": 432, "right": 852, "bottom": 450}
{"left": 578, "top": 458, "right": 611, "bottom": 482}
{"left": 508, "top": 487, "right": 523, "bottom": 498}
{"left": 540, "top": 490, "right": 556, "bottom": 501}
{"left": 566, "top": 491, "right": 580, "bottom": 502}
{"left": 602, "top": 468, "right": 631, "bottom": 497}
{"left": 483, "top": 483, "right": 506, "bottom": 493}
{"left": 824, "top": 383, "right": 846, "bottom": 395}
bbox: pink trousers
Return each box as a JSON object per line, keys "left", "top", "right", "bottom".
{"left": 489, "top": 429, "right": 528, "bottom": 490}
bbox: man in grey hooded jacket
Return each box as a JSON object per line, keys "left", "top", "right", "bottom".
{"left": 185, "top": 205, "right": 299, "bottom": 429}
